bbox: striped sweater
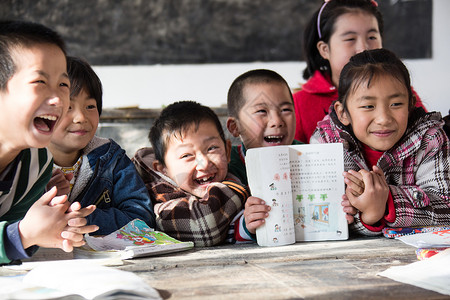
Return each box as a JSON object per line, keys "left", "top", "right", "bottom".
{"left": 0, "top": 148, "right": 53, "bottom": 264}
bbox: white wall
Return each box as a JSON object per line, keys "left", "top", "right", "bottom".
{"left": 95, "top": 0, "right": 449, "bottom": 116}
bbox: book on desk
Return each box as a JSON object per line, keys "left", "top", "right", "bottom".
{"left": 75, "top": 219, "right": 194, "bottom": 259}
{"left": 245, "top": 143, "right": 349, "bottom": 247}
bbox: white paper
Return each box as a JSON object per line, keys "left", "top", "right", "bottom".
{"left": 398, "top": 229, "right": 450, "bottom": 248}
{"left": 378, "top": 248, "right": 450, "bottom": 296}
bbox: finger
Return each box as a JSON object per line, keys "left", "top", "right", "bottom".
{"left": 372, "top": 166, "right": 388, "bottom": 187}
{"left": 245, "top": 197, "right": 265, "bottom": 207}
{"left": 244, "top": 204, "right": 271, "bottom": 216}
{"left": 67, "top": 205, "right": 96, "bottom": 218}
{"left": 245, "top": 219, "right": 265, "bottom": 234}
{"left": 62, "top": 239, "right": 74, "bottom": 252}
{"left": 64, "top": 172, "right": 74, "bottom": 181}
{"left": 61, "top": 231, "right": 85, "bottom": 242}
{"left": 246, "top": 212, "right": 270, "bottom": 223}
{"left": 64, "top": 224, "right": 99, "bottom": 235}
{"left": 49, "top": 194, "right": 69, "bottom": 207}
{"left": 67, "top": 201, "right": 82, "bottom": 212}
{"left": 344, "top": 177, "right": 364, "bottom": 195}
{"left": 39, "top": 186, "right": 58, "bottom": 205}
{"left": 347, "top": 169, "right": 364, "bottom": 181}
{"left": 345, "top": 214, "right": 355, "bottom": 224}
{"left": 67, "top": 217, "right": 87, "bottom": 227}
{"left": 360, "top": 169, "right": 375, "bottom": 189}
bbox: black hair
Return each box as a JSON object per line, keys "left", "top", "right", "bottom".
{"left": 66, "top": 56, "right": 103, "bottom": 116}
{"left": 302, "top": 0, "right": 384, "bottom": 80}
{"left": 227, "top": 69, "right": 293, "bottom": 119}
{"left": 0, "top": 20, "right": 66, "bottom": 91}
{"left": 149, "top": 101, "right": 226, "bottom": 166}
{"left": 337, "top": 48, "right": 415, "bottom": 115}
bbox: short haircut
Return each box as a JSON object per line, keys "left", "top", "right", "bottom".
{"left": 149, "top": 101, "right": 226, "bottom": 166}
{"left": 227, "top": 69, "right": 293, "bottom": 119}
{"left": 67, "top": 56, "right": 103, "bottom": 116}
{"left": 338, "top": 48, "right": 415, "bottom": 114}
{"left": 303, "top": 0, "right": 384, "bottom": 80}
{"left": 0, "top": 20, "right": 66, "bottom": 91}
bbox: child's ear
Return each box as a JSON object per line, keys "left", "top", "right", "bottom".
{"left": 334, "top": 102, "right": 350, "bottom": 126}
{"left": 226, "top": 117, "right": 240, "bottom": 138}
{"left": 317, "top": 41, "right": 330, "bottom": 60}
{"left": 153, "top": 160, "right": 166, "bottom": 174}
{"left": 225, "top": 139, "right": 232, "bottom": 163}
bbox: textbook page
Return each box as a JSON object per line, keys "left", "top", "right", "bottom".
{"left": 288, "top": 143, "right": 348, "bottom": 241}
{"left": 246, "top": 146, "right": 296, "bottom": 247}
{"left": 246, "top": 143, "right": 348, "bottom": 246}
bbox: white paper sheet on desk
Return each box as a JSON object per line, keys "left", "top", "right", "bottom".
{"left": 1, "top": 262, "right": 162, "bottom": 300}
{"left": 397, "top": 229, "right": 450, "bottom": 248}
{"left": 378, "top": 248, "right": 450, "bottom": 296}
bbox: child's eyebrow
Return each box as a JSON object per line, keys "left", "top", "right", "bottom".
{"left": 340, "top": 28, "right": 379, "bottom": 37}
{"left": 202, "top": 136, "right": 221, "bottom": 143}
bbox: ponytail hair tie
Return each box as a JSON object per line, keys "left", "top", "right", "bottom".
{"left": 371, "top": 0, "right": 378, "bottom": 7}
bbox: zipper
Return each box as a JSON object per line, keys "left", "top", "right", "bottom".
{"left": 94, "top": 188, "right": 111, "bottom": 206}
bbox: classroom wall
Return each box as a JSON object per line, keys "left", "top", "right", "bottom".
{"left": 93, "top": 0, "right": 449, "bottom": 116}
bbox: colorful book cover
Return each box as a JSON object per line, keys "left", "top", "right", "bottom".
{"left": 383, "top": 226, "right": 450, "bottom": 238}
{"left": 76, "top": 219, "right": 194, "bottom": 259}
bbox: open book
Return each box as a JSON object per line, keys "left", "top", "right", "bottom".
{"left": 246, "top": 143, "right": 349, "bottom": 246}
{"left": 75, "top": 219, "right": 194, "bottom": 259}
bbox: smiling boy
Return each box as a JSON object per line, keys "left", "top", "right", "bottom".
{"left": 47, "top": 56, "right": 155, "bottom": 235}
{"left": 133, "top": 101, "right": 248, "bottom": 246}
{"left": 0, "top": 21, "right": 96, "bottom": 264}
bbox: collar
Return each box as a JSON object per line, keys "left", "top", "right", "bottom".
{"left": 302, "top": 70, "right": 337, "bottom": 95}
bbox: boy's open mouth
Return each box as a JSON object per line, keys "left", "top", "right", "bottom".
{"left": 34, "top": 115, "right": 57, "bottom": 133}
{"left": 195, "top": 175, "right": 215, "bottom": 185}
{"left": 264, "top": 135, "right": 284, "bottom": 144}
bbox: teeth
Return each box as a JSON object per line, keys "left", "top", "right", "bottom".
{"left": 39, "top": 115, "right": 57, "bottom": 121}
{"left": 197, "top": 176, "right": 214, "bottom": 183}
{"left": 266, "top": 136, "right": 282, "bottom": 139}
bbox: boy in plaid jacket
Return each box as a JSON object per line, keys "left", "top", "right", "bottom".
{"left": 133, "top": 101, "right": 248, "bottom": 246}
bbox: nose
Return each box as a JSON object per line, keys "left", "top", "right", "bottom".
{"left": 47, "top": 95, "right": 64, "bottom": 107}
{"left": 269, "top": 111, "right": 284, "bottom": 128}
{"left": 355, "top": 38, "right": 369, "bottom": 54}
{"left": 72, "top": 108, "right": 87, "bottom": 123}
{"left": 195, "top": 153, "right": 212, "bottom": 171}
{"left": 375, "top": 106, "right": 393, "bottom": 125}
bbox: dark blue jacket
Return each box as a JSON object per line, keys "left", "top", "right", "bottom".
{"left": 70, "top": 137, "right": 155, "bottom": 235}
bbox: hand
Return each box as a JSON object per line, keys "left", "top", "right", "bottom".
{"left": 341, "top": 194, "right": 358, "bottom": 224}
{"left": 61, "top": 202, "right": 98, "bottom": 252}
{"left": 19, "top": 187, "right": 98, "bottom": 252}
{"left": 46, "top": 169, "right": 73, "bottom": 196}
{"left": 345, "top": 166, "right": 389, "bottom": 225}
{"left": 19, "top": 186, "right": 71, "bottom": 250}
{"left": 244, "top": 196, "right": 271, "bottom": 234}
{"left": 343, "top": 170, "right": 365, "bottom": 197}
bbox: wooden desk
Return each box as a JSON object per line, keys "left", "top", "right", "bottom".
{"left": 3, "top": 237, "right": 449, "bottom": 299}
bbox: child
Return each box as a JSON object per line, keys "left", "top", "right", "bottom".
{"left": 226, "top": 69, "right": 312, "bottom": 239}
{"left": 311, "top": 48, "right": 450, "bottom": 236}
{"left": 294, "top": 0, "right": 426, "bottom": 143}
{"left": 0, "top": 21, "right": 97, "bottom": 264}
{"left": 132, "top": 101, "right": 249, "bottom": 246}
{"left": 47, "top": 56, "right": 155, "bottom": 235}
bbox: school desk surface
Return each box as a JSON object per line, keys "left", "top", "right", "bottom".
{"left": 2, "top": 236, "right": 448, "bottom": 299}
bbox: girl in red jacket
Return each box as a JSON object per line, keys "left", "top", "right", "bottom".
{"left": 293, "top": 0, "right": 426, "bottom": 143}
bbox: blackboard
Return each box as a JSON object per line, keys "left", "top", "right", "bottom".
{"left": 1, "top": 0, "right": 432, "bottom": 65}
